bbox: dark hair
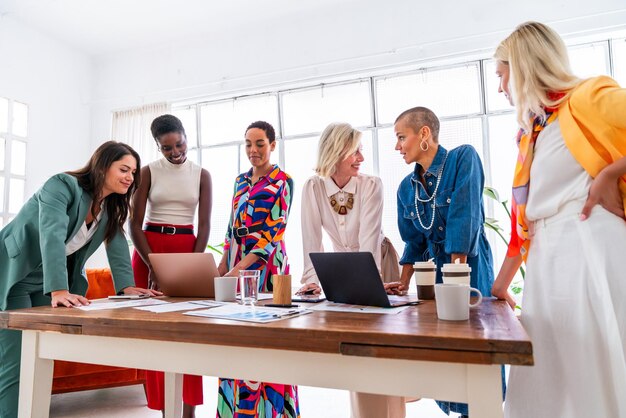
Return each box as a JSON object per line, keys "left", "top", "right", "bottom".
{"left": 66, "top": 141, "right": 141, "bottom": 243}
{"left": 151, "top": 114, "right": 186, "bottom": 144}
{"left": 395, "top": 106, "right": 440, "bottom": 142}
{"left": 246, "top": 121, "right": 276, "bottom": 143}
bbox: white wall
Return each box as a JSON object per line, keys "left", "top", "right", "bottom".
{"left": 91, "top": 0, "right": 626, "bottom": 142}
{"left": 0, "top": 16, "right": 93, "bottom": 196}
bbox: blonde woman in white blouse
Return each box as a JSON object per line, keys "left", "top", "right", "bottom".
{"left": 297, "top": 122, "right": 405, "bottom": 418}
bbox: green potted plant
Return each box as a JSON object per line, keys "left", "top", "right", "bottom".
{"left": 483, "top": 186, "right": 524, "bottom": 306}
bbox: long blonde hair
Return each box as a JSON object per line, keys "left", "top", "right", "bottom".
{"left": 315, "top": 123, "right": 361, "bottom": 178}
{"left": 494, "top": 21, "right": 580, "bottom": 132}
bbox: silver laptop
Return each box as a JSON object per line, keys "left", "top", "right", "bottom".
{"left": 148, "top": 252, "right": 218, "bottom": 298}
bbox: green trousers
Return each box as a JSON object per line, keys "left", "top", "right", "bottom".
{"left": 0, "top": 281, "right": 49, "bottom": 418}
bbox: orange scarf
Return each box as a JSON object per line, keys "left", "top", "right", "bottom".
{"left": 507, "top": 111, "right": 558, "bottom": 260}
{"left": 507, "top": 76, "right": 626, "bottom": 260}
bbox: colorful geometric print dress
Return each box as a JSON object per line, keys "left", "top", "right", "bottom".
{"left": 223, "top": 165, "right": 293, "bottom": 291}
{"left": 217, "top": 164, "right": 299, "bottom": 418}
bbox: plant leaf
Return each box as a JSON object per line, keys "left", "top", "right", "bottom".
{"left": 483, "top": 186, "right": 500, "bottom": 202}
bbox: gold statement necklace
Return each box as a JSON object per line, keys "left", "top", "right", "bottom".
{"left": 329, "top": 191, "right": 354, "bottom": 215}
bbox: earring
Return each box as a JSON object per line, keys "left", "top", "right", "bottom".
{"left": 420, "top": 139, "right": 429, "bottom": 152}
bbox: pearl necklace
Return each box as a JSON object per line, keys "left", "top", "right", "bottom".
{"left": 414, "top": 151, "right": 448, "bottom": 231}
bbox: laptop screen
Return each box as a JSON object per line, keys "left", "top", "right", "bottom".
{"left": 309, "top": 252, "right": 394, "bottom": 307}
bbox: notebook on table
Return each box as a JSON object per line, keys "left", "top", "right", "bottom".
{"left": 148, "top": 252, "right": 218, "bottom": 298}
{"left": 309, "top": 252, "right": 419, "bottom": 307}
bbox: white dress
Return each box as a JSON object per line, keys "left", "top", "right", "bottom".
{"left": 505, "top": 119, "right": 626, "bottom": 418}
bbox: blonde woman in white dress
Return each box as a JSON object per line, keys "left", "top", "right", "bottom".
{"left": 491, "top": 21, "right": 626, "bottom": 418}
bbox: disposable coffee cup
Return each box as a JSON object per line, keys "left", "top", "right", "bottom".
{"left": 214, "top": 276, "right": 237, "bottom": 302}
{"left": 413, "top": 260, "right": 436, "bottom": 300}
{"left": 441, "top": 260, "right": 471, "bottom": 286}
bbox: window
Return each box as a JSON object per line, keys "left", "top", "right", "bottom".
{"left": 612, "top": 38, "right": 626, "bottom": 86}
{"left": 170, "top": 32, "right": 622, "bottom": 285}
{"left": 568, "top": 41, "right": 610, "bottom": 78}
{"left": 0, "top": 97, "right": 28, "bottom": 227}
{"left": 376, "top": 63, "right": 482, "bottom": 124}
{"left": 199, "top": 95, "right": 278, "bottom": 145}
{"left": 281, "top": 81, "right": 371, "bottom": 136}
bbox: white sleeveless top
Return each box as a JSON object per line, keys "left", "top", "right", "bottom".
{"left": 526, "top": 118, "right": 592, "bottom": 221}
{"left": 145, "top": 158, "right": 202, "bottom": 225}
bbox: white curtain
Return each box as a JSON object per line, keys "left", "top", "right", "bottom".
{"left": 111, "top": 102, "right": 170, "bottom": 166}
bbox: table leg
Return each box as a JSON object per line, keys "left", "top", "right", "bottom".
{"left": 164, "top": 372, "right": 183, "bottom": 418}
{"left": 18, "top": 331, "right": 54, "bottom": 418}
{"left": 467, "top": 364, "right": 503, "bottom": 418}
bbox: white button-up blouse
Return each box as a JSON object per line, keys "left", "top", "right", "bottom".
{"left": 300, "top": 173, "right": 385, "bottom": 284}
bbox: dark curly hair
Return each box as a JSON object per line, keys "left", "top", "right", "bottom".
{"left": 246, "top": 121, "right": 276, "bottom": 143}
{"left": 151, "top": 114, "right": 186, "bottom": 144}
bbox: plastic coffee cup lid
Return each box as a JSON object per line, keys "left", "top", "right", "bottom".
{"left": 414, "top": 259, "right": 436, "bottom": 269}
{"left": 441, "top": 262, "right": 471, "bottom": 273}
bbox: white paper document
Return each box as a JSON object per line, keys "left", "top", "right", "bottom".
{"left": 134, "top": 300, "right": 221, "bottom": 313}
{"left": 309, "top": 301, "right": 411, "bottom": 314}
{"left": 185, "top": 304, "right": 311, "bottom": 323}
{"left": 78, "top": 298, "right": 168, "bottom": 311}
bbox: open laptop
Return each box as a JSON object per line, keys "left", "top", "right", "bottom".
{"left": 309, "top": 252, "right": 419, "bottom": 307}
{"left": 148, "top": 252, "right": 218, "bottom": 298}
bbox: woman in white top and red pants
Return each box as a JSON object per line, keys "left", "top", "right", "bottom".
{"left": 130, "top": 114, "right": 212, "bottom": 418}
{"left": 297, "top": 122, "right": 405, "bottom": 418}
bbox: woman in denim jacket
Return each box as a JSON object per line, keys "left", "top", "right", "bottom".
{"left": 394, "top": 106, "right": 495, "bottom": 417}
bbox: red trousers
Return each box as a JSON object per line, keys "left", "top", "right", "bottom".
{"left": 132, "top": 223, "right": 203, "bottom": 409}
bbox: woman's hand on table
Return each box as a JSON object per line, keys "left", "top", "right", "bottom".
{"left": 384, "top": 281, "right": 407, "bottom": 295}
{"left": 491, "top": 286, "right": 516, "bottom": 310}
{"left": 122, "top": 287, "right": 162, "bottom": 297}
{"left": 51, "top": 290, "right": 90, "bottom": 308}
{"left": 296, "top": 283, "right": 321, "bottom": 295}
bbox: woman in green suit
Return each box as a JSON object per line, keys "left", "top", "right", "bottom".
{"left": 0, "top": 141, "right": 160, "bottom": 418}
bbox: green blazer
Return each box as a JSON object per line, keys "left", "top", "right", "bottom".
{"left": 0, "top": 173, "right": 135, "bottom": 310}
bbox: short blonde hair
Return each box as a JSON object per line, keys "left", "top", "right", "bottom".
{"left": 494, "top": 21, "right": 581, "bottom": 132}
{"left": 315, "top": 123, "right": 362, "bottom": 178}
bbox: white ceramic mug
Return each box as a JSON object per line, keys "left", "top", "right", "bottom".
{"left": 214, "top": 276, "right": 237, "bottom": 302}
{"left": 435, "top": 283, "right": 482, "bottom": 321}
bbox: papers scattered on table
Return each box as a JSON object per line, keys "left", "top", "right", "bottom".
{"left": 134, "top": 300, "right": 222, "bottom": 313}
{"left": 78, "top": 298, "right": 168, "bottom": 311}
{"left": 185, "top": 304, "right": 311, "bottom": 323}
{"left": 309, "top": 301, "right": 411, "bottom": 314}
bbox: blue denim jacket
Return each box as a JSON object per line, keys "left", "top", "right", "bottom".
{"left": 397, "top": 144, "right": 494, "bottom": 296}
{"left": 397, "top": 144, "right": 497, "bottom": 416}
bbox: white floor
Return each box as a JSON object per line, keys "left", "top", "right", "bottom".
{"left": 50, "top": 376, "right": 461, "bottom": 417}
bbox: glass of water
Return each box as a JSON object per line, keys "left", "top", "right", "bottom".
{"left": 239, "top": 270, "right": 260, "bottom": 305}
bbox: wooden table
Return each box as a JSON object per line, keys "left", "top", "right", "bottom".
{"left": 0, "top": 298, "right": 532, "bottom": 418}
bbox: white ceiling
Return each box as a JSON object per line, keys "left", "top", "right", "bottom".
{"left": 0, "top": 0, "right": 347, "bottom": 56}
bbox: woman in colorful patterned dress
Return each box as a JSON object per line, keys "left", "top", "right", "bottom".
{"left": 216, "top": 120, "right": 298, "bottom": 418}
